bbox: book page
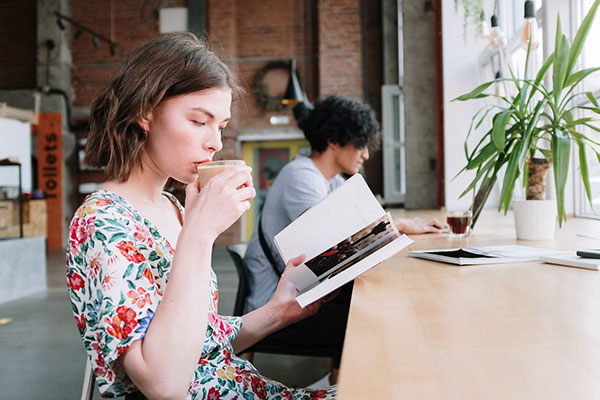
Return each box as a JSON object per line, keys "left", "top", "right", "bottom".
{"left": 469, "top": 245, "right": 555, "bottom": 258}
{"left": 284, "top": 213, "right": 399, "bottom": 291}
{"left": 274, "top": 174, "right": 385, "bottom": 265}
{"left": 295, "top": 234, "right": 413, "bottom": 307}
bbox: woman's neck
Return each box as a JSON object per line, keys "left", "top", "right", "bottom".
{"left": 309, "top": 150, "right": 341, "bottom": 180}
{"left": 101, "top": 164, "right": 168, "bottom": 207}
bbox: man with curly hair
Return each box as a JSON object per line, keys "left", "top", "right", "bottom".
{"left": 244, "top": 95, "right": 443, "bottom": 387}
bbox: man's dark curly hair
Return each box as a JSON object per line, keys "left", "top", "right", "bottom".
{"left": 293, "top": 95, "right": 379, "bottom": 153}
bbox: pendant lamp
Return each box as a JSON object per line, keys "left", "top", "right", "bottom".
{"left": 282, "top": 58, "right": 304, "bottom": 105}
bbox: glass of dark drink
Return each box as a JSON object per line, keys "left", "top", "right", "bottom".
{"left": 446, "top": 210, "right": 472, "bottom": 238}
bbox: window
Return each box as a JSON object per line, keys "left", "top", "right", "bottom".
{"left": 575, "top": 0, "right": 600, "bottom": 218}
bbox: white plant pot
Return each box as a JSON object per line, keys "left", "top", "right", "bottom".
{"left": 512, "top": 200, "right": 557, "bottom": 240}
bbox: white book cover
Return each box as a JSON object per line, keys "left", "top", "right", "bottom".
{"left": 274, "top": 174, "right": 413, "bottom": 307}
{"left": 541, "top": 253, "right": 600, "bottom": 271}
{"left": 408, "top": 245, "right": 556, "bottom": 266}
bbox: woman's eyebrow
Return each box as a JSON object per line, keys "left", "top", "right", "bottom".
{"left": 191, "top": 106, "right": 230, "bottom": 123}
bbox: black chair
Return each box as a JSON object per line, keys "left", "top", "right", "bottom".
{"left": 225, "top": 244, "right": 338, "bottom": 357}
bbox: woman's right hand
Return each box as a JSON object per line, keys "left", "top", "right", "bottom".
{"left": 183, "top": 166, "right": 255, "bottom": 243}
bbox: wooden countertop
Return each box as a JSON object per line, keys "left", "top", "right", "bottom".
{"left": 337, "top": 209, "right": 600, "bottom": 399}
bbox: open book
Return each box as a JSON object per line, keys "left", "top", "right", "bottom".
{"left": 408, "top": 245, "right": 555, "bottom": 266}
{"left": 275, "top": 174, "right": 413, "bottom": 307}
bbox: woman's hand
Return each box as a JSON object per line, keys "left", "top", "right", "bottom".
{"left": 394, "top": 217, "right": 446, "bottom": 234}
{"left": 183, "top": 166, "right": 255, "bottom": 243}
{"left": 269, "top": 254, "right": 322, "bottom": 326}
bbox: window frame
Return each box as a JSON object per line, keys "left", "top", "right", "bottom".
{"left": 573, "top": 0, "right": 600, "bottom": 218}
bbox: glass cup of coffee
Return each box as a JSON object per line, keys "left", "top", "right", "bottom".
{"left": 197, "top": 160, "right": 247, "bottom": 189}
{"left": 446, "top": 210, "right": 472, "bottom": 239}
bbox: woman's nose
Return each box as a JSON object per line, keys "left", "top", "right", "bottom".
{"left": 362, "top": 147, "right": 370, "bottom": 160}
{"left": 204, "top": 126, "right": 223, "bottom": 153}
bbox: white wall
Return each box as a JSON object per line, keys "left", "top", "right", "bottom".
{"left": 0, "top": 118, "right": 32, "bottom": 193}
{"left": 442, "top": 1, "right": 495, "bottom": 210}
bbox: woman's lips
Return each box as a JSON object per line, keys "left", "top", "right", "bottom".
{"left": 194, "top": 160, "right": 211, "bottom": 169}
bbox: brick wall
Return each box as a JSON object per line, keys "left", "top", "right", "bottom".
{"left": 317, "top": 0, "right": 363, "bottom": 99}
{"left": 70, "top": 0, "right": 185, "bottom": 108}
{"left": 64, "top": 0, "right": 380, "bottom": 245}
{"left": 208, "top": 0, "right": 318, "bottom": 133}
{"left": 0, "top": 0, "right": 37, "bottom": 88}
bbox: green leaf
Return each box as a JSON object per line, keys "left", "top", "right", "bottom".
{"left": 533, "top": 52, "right": 555, "bottom": 89}
{"left": 571, "top": 129, "right": 600, "bottom": 147}
{"left": 474, "top": 106, "right": 495, "bottom": 130}
{"left": 552, "top": 29, "right": 570, "bottom": 104}
{"left": 460, "top": 156, "right": 497, "bottom": 198}
{"left": 492, "top": 110, "right": 513, "bottom": 151}
{"left": 576, "top": 138, "right": 593, "bottom": 207}
{"left": 565, "top": 0, "right": 600, "bottom": 83}
{"left": 564, "top": 67, "right": 600, "bottom": 87}
{"left": 584, "top": 123, "right": 600, "bottom": 133}
{"left": 467, "top": 141, "right": 498, "bottom": 170}
{"left": 523, "top": 161, "right": 530, "bottom": 190}
{"left": 551, "top": 128, "right": 572, "bottom": 226}
{"left": 499, "top": 100, "right": 545, "bottom": 213}
{"left": 579, "top": 106, "right": 600, "bottom": 115}
{"left": 499, "top": 141, "right": 523, "bottom": 213}
{"left": 471, "top": 172, "right": 498, "bottom": 229}
{"left": 586, "top": 91, "right": 599, "bottom": 107}
{"left": 453, "top": 81, "right": 494, "bottom": 101}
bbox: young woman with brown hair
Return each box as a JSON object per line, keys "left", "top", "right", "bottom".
{"left": 66, "top": 32, "right": 334, "bottom": 399}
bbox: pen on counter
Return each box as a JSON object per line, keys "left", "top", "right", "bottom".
{"left": 576, "top": 233, "right": 600, "bottom": 241}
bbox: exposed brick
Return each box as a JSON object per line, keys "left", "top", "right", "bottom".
{"left": 62, "top": 0, "right": 381, "bottom": 245}
{"left": 0, "top": 0, "right": 37, "bottom": 88}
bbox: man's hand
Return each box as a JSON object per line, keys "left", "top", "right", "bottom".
{"left": 394, "top": 217, "right": 446, "bottom": 234}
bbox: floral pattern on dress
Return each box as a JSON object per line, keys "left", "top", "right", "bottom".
{"left": 66, "top": 190, "right": 336, "bottom": 399}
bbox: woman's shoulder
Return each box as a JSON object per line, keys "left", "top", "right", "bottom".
{"left": 71, "top": 190, "right": 139, "bottom": 229}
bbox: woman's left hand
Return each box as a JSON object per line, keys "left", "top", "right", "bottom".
{"left": 269, "top": 254, "right": 322, "bottom": 326}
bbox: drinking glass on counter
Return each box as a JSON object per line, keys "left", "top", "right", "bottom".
{"left": 447, "top": 210, "right": 472, "bottom": 239}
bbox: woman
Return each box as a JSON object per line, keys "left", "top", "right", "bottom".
{"left": 66, "top": 33, "right": 333, "bottom": 399}
{"left": 243, "top": 95, "right": 444, "bottom": 386}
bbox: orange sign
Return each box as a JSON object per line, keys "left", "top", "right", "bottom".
{"left": 36, "top": 113, "right": 63, "bottom": 249}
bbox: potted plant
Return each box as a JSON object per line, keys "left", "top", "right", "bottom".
{"left": 454, "top": 0, "right": 600, "bottom": 240}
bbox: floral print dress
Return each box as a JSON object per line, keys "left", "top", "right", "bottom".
{"left": 66, "top": 190, "right": 335, "bottom": 399}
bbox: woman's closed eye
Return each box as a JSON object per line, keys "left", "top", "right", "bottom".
{"left": 192, "top": 120, "right": 207, "bottom": 127}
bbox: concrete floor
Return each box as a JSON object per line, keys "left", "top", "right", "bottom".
{"left": 0, "top": 246, "right": 327, "bottom": 399}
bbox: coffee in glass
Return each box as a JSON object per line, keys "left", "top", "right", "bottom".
{"left": 197, "top": 160, "right": 247, "bottom": 189}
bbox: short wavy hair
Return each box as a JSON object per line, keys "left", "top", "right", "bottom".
{"left": 84, "top": 32, "right": 242, "bottom": 182}
{"left": 294, "top": 95, "right": 379, "bottom": 153}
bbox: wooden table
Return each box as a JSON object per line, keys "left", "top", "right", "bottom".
{"left": 337, "top": 210, "right": 600, "bottom": 399}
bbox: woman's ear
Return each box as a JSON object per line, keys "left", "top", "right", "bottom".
{"left": 138, "top": 113, "right": 152, "bottom": 133}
